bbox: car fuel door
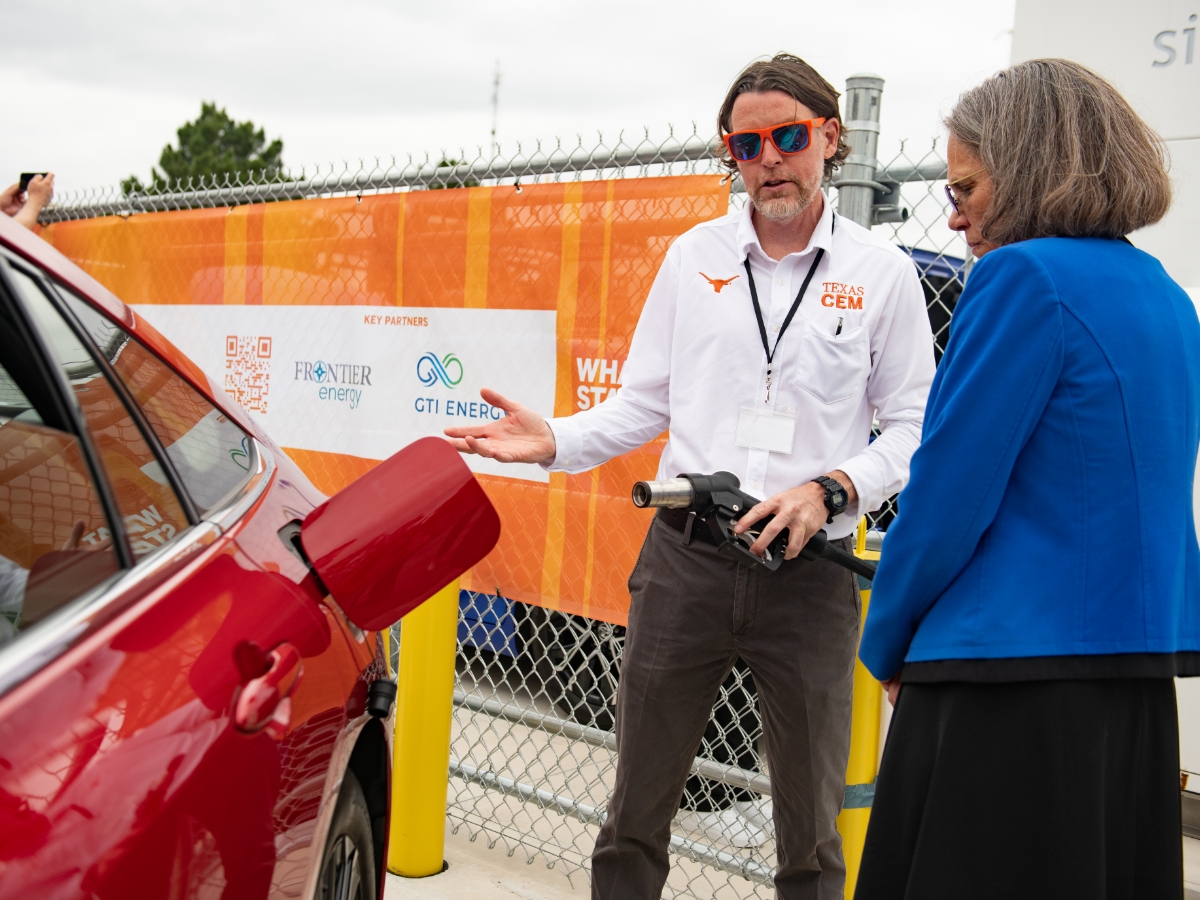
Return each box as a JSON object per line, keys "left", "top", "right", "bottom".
{"left": 299, "top": 437, "right": 501, "bottom": 631}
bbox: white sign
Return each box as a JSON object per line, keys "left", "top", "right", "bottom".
{"left": 1011, "top": 0, "right": 1200, "bottom": 301}
{"left": 135, "top": 305, "right": 558, "bottom": 483}
{"left": 1012, "top": 0, "right": 1200, "bottom": 141}
{"left": 1014, "top": 0, "right": 1200, "bottom": 779}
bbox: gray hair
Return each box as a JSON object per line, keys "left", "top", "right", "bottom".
{"left": 945, "top": 59, "right": 1171, "bottom": 245}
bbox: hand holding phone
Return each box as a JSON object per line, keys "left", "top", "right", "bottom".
{"left": 19, "top": 172, "right": 47, "bottom": 193}
{"left": 5, "top": 173, "right": 54, "bottom": 229}
{"left": 21, "top": 173, "right": 54, "bottom": 210}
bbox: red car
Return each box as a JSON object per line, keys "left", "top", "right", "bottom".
{"left": 0, "top": 215, "right": 499, "bottom": 900}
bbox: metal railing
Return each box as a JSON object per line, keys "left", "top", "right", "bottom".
{"left": 41, "top": 130, "right": 722, "bottom": 222}
{"left": 41, "top": 125, "right": 947, "bottom": 224}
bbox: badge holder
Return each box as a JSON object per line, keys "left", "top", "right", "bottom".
{"left": 734, "top": 400, "right": 797, "bottom": 454}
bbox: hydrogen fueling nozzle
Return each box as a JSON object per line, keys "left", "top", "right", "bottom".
{"left": 630, "top": 477, "right": 694, "bottom": 509}
{"left": 632, "top": 471, "right": 876, "bottom": 579}
{"left": 630, "top": 473, "right": 741, "bottom": 510}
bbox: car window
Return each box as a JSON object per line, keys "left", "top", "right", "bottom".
{"left": 57, "top": 288, "right": 256, "bottom": 516}
{"left": 10, "top": 268, "right": 190, "bottom": 561}
{"left": 0, "top": 290, "right": 120, "bottom": 647}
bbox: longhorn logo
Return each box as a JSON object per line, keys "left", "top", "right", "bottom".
{"left": 417, "top": 352, "right": 464, "bottom": 388}
{"left": 701, "top": 273, "right": 740, "bottom": 293}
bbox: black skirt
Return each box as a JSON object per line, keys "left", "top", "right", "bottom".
{"left": 855, "top": 679, "right": 1182, "bottom": 900}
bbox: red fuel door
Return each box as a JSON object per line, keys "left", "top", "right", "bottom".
{"left": 300, "top": 437, "right": 501, "bottom": 631}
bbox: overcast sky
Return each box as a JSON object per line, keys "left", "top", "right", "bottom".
{"left": 2, "top": 0, "right": 1015, "bottom": 196}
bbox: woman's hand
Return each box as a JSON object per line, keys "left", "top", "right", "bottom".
{"left": 881, "top": 676, "right": 900, "bottom": 707}
{"left": 24, "top": 174, "right": 54, "bottom": 209}
{"left": 13, "top": 174, "right": 54, "bottom": 230}
{"left": 444, "top": 388, "right": 556, "bottom": 464}
{"left": 1, "top": 183, "right": 23, "bottom": 217}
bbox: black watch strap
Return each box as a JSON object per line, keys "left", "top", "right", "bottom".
{"left": 811, "top": 475, "right": 848, "bottom": 524}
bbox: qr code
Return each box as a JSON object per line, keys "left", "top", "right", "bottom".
{"left": 224, "top": 335, "right": 272, "bottom": 414}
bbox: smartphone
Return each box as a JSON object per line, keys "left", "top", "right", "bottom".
{"left": 19, "top": 172, "right": 47, "bottom": 192}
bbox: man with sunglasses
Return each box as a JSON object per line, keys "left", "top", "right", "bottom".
{"left": 446, "top": 53, "right": 934, "bottom": 900}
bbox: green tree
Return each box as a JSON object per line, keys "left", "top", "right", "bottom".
{"left": 123, "top": 102, "right": 284, "bottom": 194}
{"left": 428, "top": 158, "right": 480, "bottom": 190}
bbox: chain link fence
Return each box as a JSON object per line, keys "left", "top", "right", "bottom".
{"left": 422, "top": 141, "right": 965, "bottom": 898}
{"left": 41, "top": 126, "right": 725, "bottom": 222}
{"left": 43, "top": 86, "right": 967, "bottom": 898}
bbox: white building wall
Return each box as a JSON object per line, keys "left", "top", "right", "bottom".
{"left": 1012, "top": 0, "right": 1200, "bottom": 775}
{"left": 1011, "top": 0, "right": 1199, "bottom": 299}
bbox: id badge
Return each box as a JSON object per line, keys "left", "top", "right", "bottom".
{"left": 734, "top": 399, "right": 797, "bottom": 454}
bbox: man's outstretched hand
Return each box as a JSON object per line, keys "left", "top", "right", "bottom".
{"left": 444, "top": 388, "right": 556, "bottom": 464}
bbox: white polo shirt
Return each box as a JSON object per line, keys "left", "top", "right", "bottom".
{"left": 546, "top": 193, "right": 935, "bottom": 540}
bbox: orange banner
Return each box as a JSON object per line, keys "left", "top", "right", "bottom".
{"left": 43, "top": 176, "right": 729, "bottom": 624}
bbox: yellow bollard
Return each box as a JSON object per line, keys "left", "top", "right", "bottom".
{"left": 836, "top": 520, "right": 883, "bottom": 899}
{"left": 388, "top": 578, "right": 460, "bottom": 877}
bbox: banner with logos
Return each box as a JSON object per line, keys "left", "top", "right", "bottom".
{"left": 137, "top": 305, "right": 558, "bottom": 485}
{"left": 42, "top": 176, "right": 730, "bottom": 624}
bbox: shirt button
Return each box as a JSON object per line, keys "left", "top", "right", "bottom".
{"left": 777, "top": 278, "right": 785, "bottom": 286}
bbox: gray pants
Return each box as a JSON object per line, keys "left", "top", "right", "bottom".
{"left": 591, "top": 518, "right": 860, "bottom": 900}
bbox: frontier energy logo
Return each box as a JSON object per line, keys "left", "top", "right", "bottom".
{"left": 294, "top": 360, "right": 373, "bottom": 410}
{"left": 417, "top": 352, "right": 463, "bottom": 388}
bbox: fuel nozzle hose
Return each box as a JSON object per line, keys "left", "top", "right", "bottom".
{"left": 797, "top": 529, "right": 878, "bottom": 580}
{"left": 632, "top": 473, "right": 877, "bottom": 580}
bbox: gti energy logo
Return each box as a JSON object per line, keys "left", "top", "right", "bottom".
{"left": 417, "top": 352, "right": 463, "bottom": 388}
{"left": 414, "top": 351, "right": 503, "bottom": 421}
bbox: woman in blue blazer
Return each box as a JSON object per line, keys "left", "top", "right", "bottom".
{"left": 856, "top": 59, "right": 1198, "bottom": 900}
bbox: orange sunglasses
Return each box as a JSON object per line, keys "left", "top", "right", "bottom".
{"left": 723, "top": 118, "right": 827, "bottom": 162}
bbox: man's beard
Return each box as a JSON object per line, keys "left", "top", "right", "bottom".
{"left": 750, "top": 170, "right": 822, "bottom": 221}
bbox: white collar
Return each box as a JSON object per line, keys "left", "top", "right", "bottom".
{"left": 736, "top": 190, "right": 835, "bottom": 264}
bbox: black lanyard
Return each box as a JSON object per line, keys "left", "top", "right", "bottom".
{"left": 743, "top": 247, "right": 824, "bottom": 403}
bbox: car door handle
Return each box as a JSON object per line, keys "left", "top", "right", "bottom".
{"left": 232, "top": 641, "right": 302, "bottom": 738}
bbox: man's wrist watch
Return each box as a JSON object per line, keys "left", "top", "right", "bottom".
{"left": 811, "top": 475, "right": 849, "bottom": 524}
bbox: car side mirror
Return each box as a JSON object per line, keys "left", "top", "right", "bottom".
{"left": 299, "top": 437, "right": 501, "bottom": 631}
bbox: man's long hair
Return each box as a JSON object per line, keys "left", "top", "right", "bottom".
{"left": 718, "top": 53, "right": 851, "bottom": 180}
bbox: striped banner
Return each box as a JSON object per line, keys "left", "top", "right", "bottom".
{"left": 42, "top": 175, "right": 729, "bottom": 625}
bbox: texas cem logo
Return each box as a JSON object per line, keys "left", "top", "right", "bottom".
{"left": 417, "top": 352, "right": 464, "bottom": 389}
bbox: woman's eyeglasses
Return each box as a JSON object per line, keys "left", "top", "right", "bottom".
{"left": 723, "top": 118, "right": 827, "bottom": 162}
{"left": 944, "top": 167, "right": 987, "bottom": 213}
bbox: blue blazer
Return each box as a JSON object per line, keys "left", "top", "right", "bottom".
{"left": 859, "top": 237, "right": 1200, "bottom": 680}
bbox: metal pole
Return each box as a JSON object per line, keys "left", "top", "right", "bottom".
{"left": 836, "top": 519, "right": 883, "bottom": 900}
{"left": 837, "top": 74, "right": 885, "bottom": 229}
{"left": 40, "top": 138, "right": 720, "bottom": 222}
{"left": 490, "top": 60, "right": 501, "bottom": 159}
{"left": 388, "top": 578, "right": 460, "bottom": 878}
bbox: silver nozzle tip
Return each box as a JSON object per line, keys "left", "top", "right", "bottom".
{"left": 630, "top": 478, "right": 695, "bottom": 509}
